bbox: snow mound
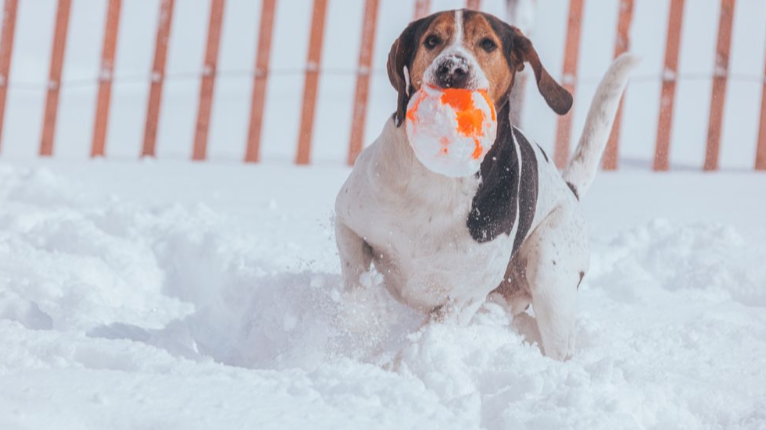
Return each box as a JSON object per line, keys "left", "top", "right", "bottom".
{"left": 1, "top": 165, "right": 765, "bottom": 429}
{"left": 590, "top": 219, "right": 766, "bottom": 306}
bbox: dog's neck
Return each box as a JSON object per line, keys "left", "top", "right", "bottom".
{"left": 371, "top": 115, "right": 480, "bottom": 207}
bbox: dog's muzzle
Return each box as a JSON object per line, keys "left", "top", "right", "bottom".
{"left": 433, "top": 54, "right": 471, "bottom": 89}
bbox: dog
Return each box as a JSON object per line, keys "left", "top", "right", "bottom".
{"left": 334, "top": 9, "right": 636, "bottom": 360}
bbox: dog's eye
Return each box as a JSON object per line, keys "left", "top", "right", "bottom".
{"left": 480, "top": 38, "right": 497, "bottom": 53}
{"left": 424, "top": 35, "right": 442, "bottom": 50}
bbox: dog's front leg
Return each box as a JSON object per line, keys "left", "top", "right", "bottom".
{"left": 335, "top": 220, "right": 373, "bottom": 290}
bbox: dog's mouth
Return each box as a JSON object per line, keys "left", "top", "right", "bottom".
{"left": 423, "top": 54, "right": 489, "bottom": 92}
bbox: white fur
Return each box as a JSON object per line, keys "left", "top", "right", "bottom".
{"left": 507, "top": 126, "right": 523, "bottom": 241}
{"left": 336, "top": 42, "right": 636, "bottom": 360}
{"left": 336, "top": 120, "right": 514, "bottom": 314}
{"left": 455, "top": 10, "right": 464, "bottom": 44}
{"left": 403, "top": 65, "right": 411, "bottom": 96}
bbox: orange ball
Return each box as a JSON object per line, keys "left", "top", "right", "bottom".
{"left": 405, "top": 85, "right": 497, "bottom": 177}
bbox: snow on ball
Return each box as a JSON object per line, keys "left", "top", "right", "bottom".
{"left": 405, "top": 85, "right": 497, "bottom": 178}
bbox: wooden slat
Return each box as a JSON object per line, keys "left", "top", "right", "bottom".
{"left": 91, "top": 0, "right": 122, "bottom": 158}
{"left": 141, "top": 0, "right": 175, "bottom": 158}
{"left": 703, "top": 0, "right": 735, "bottom": 171}
{"left": 413, "top": 0, "right": 431, "bottom": 20}
{"left": 466, "top": 0, "right": 481, "bottom": 10}
{"left": 553, "top": 0, "right": 584, "bottom": 168}
{"left": 602, "top": 0, "right": 634, "bottom": 170}
{"left": 295, "top": 0, "right": 329, "bottom": 165}
{"left": 39, "top": 0, "right": 72, "bottom": 157}
{"left": 653, "top": 0, "right": 685, "bottom": 171}
{"left": 0, "top": 0, "right": 18, "bottom": 155}
{"left": 347, "top": 0, "right": 380, "bottom": 165}
{"left": 757, "top": 38, "right": 766, "bottom": 170}
{"left": 192, "top": 0, "right": 226, "bottom": 161}
{"left": 244, "top": 0, "right": 277, "bottom": 163}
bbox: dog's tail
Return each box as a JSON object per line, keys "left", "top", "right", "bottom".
{"left": 562, "top": 53, "right": 639, "bottom": 199}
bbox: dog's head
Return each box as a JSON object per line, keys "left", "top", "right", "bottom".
{"left": 387, "top": 9, "right": 572, "bottom": 126}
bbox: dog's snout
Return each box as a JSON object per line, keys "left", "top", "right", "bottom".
{"left": 434, "top": 55, "right": 470, "bottom": 89}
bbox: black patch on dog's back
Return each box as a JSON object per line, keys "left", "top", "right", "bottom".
{"left": 467, "top": 104, "right": 539, "bottom": 251}
{"left": 467, "top": 103, "right": 518, "bottom": 243}
{"left": 512, "top": 128, "right": 539, "bottom": 253}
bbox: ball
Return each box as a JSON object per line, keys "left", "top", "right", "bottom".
{"left": 405, "top": 85, "right": 497, "bottom": 178}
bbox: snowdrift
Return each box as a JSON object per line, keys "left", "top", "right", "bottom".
{"left": 1, "top": 163, "right": 765, "bottom": 429}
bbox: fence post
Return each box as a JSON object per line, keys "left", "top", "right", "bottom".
{"left": 142, "top": 0, "right": 175, "bottom": 158}
{"left": 703, "top": 0, "right": 735, "bottom": 171}
{"left": 757, "top": 40, "right": 766, "bottom": 170}
{"left": 602, "top": 0, "right": 633, "bottom": 170}
{"left": 653, "top": 0, "right": 685, "bottom": 171}
{"left": 553, "top": 0, "right": 584, "bottom": 168}
{"left": 347, "top": 0, "right": 379, "bottom": 165}
{"left": 141, "top": 0, "right": 175, "bottom": 158}
{"left": 466, "top": 0, "right": 481, "bottom": 10}
{"left": 296, "top": 0, "right": 329, "bottom": 165}
{"left": 413, "top": 0, "right": 430, "bottom": 20}
{"left": 245, "top": 0, "right": 277, "bottom": 163}
{"left": 39, "top": 0, "right": 72, "bottom": 157}
{"left": 192, "top": 0, "right": 226, "bottom": 161}
{"left": 91, "top": 0, "right": 122, "bottom": 158}
{"left": 0, "top": 0, "right": 18, "bottom": 155}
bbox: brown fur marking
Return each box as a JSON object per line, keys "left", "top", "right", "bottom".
{"left": 462, "top": 13, "right": 514, "bottom": 104}
{"left": 408, "top": 13, "right": 456, "bottom": 91}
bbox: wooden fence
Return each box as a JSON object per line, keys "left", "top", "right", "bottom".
{"left": 0, "top": 0, "right": 764, "bottom": 170}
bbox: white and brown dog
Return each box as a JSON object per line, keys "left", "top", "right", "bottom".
{"left": 335, "top": 9, "right": 636, "bottom": 360}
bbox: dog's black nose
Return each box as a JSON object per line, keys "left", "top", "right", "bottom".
{"left": 434, "top": 55, "right": 470, "bottom": 89}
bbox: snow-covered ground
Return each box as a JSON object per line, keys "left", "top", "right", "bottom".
{"left": 1, "top": 160, "right": 765, "bottom": 429}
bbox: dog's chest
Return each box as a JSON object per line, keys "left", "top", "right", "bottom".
{"left": 341, "top": 166, "right": 514, "bottom": 311}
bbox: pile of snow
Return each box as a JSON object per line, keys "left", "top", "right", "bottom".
{"left": 1, "top": 163, "right": 765, "bottom": 429}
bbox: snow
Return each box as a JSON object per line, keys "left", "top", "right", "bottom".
{"left": 1, "top": 160, "right": 765, "bottom": 429}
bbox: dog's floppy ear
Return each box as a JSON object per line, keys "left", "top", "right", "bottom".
{"left": 485, "top": 15, "right": 572, "bottom": 116}
{"left": 386, "top": 36, "right": 411, "bottom": 127}
{"left": 387, "top": 16, "right": 434, "bottom": 127}
{"left": 511, "top": 28, "right": 572, "bottom": 115}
